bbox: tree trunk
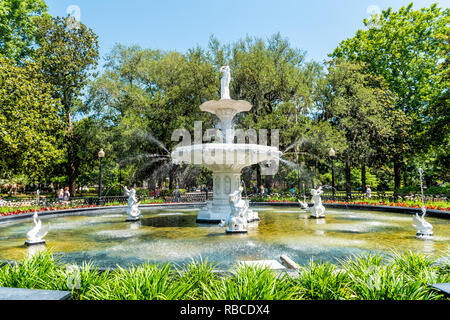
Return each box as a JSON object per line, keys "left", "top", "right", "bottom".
{"left": 67, "top": 155, "right": 77, "bottom": 197}
{"left": 393, "top": 159, "right": 401, "bottom": 191}
{"left": 265, "top": 175, "right": 273, "bottom": 195}
{"left": 403, "top": 168, "right": 408, "bottom": 188}
{"left": 345, "top": 160, "right": 352, "bottom": 199}
{"left": 66, "top": 111, "right": 77, "bottom": 197}
{"left": 425, "top": 176, "right": 432, "bottom": 189}
{"left": 256, "top": 164, "right": 262, "bottom": 189}
{"left": 361, "top": 162, "right": 366, "bottom": 192}
{"left": 169, "top": 164, "right": 178, "bottom": 189}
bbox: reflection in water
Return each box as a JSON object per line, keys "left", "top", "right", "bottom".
{"left": 141, "top": 215, "right": 197, "bottom": 228}
{"left": 0, "top": 207, "right": 448, "bottom": 269}
{"left": 27, "top": 243, "right": 46, "bottom": 258}
{"left": 128, "top": 221, "right": 141, "bottom": 230}
{"left": 422, "top": 240, "right": 434, "bottom": 255}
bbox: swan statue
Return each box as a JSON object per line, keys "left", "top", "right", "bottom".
{"left": 298, "top": 195, "right": 308, "bottom": 210}
{"left": 25, "top": 211, "right": 49, "bottom": 246}
{"left": 412, "top": 206, "right": 433, "bottom": 239}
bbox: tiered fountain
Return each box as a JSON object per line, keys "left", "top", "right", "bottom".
{"left": 171, "top": 66, "right": 282, "bottom": 223}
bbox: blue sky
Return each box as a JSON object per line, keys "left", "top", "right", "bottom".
{"left": 45, "top": 0, "right": 449, "bottom": 66}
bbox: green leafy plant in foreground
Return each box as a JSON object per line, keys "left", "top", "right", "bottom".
{"left": 201, "top": 264, "right": 295, "bottom": 300}
{"left": 289, "top": 260, "right": 352, "bottom": 300}
{"left": 87, "top": 262, "right": 193, "bottom": 300}
{"left": 0, "top": 250, "right": 61, "bottom": 289}
{"left": 340, "top": 252, "right": 448, "bottom": 300}
{"left": 0, "top": 251, "right": 448, "bottom": 300}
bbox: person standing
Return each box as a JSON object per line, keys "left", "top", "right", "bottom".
{"left": 58, "top": 189, "right": 64, "bottom": 204}
{"left": 174, "top": 186, "right": 180, "bottom": 202}
{"left": 290, "top": 187, "right": 296, "bottom": 197}
{"left": 63, "top": 187, "right": 70, "bottom": 203}
{"left": 365, "top": 185, "right": 372, "bottom": 199}
{"left": 0, "top": 195, "right": 6, "bottom": 206}
{"left": 260, "top": 185, "right": 265, "bottom": 196}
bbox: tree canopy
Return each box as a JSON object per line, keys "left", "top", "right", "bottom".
{"left": 0, "top": 2, "right": 448, "bottom": 196}
{"left": 0, "top": 57, "right": 63, "bottom": 180}
{"left": 331, "top": 3, "right": 449, "bottom": 189}
{"left": 0, "top": 0, "right": 48, "bottom": 61}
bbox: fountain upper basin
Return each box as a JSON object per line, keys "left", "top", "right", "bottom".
{"left": 171, "top": 143, "right": 282, "bottom": 172}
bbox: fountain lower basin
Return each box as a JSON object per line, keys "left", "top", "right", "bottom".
{"left": 171, "top": 143, "right": 281, "bottom": 172}
{"left": 1, "top": 207, "right": 448, "bottom": 269}
{"left": 172, "top": 143, "right": 282, "bottom": 222}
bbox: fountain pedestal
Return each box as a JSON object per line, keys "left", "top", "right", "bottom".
{"left": 197, "top": 172, "right": 243, "bottom": 222}
{"left": 25, "top": 239, "right": 46, "bottom": 246}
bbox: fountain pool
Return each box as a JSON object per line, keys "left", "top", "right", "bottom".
{"left": 0, "top": 206, "right": 448, "bottom": 269}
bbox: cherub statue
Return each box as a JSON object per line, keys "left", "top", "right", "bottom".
{"left": 309, "top": 186, "right": 325, "bottom": 218}
{"left": 219, "top": 189, "right": 248, "bottom": 233}
{"left": 124, "top": 186, "right": 142, "bottom": 221}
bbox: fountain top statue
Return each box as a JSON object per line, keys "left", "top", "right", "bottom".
{"left": 220, "top": 66, "right": 231, "bottom": 100}
{"left": 200, "top": 67, "right": 251, "bottom": 135}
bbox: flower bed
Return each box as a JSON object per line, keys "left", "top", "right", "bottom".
{"left": 322, "top": 199, "right": 450, "bottom": 211}
{"left": 0, "top": 200, "right": 177, "bottom": 217}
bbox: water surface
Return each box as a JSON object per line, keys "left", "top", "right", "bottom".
{"left": 0, "top": 207, "right": 448, "bottom": 269}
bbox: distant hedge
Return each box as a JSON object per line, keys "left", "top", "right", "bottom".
{"left": 398, "top": 186, "right": 450, "bottom": 195}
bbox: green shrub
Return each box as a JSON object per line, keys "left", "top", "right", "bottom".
{"left": 398, "top": 185, "right": 450, "bottom": 195}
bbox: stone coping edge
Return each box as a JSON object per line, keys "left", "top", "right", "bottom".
{"left": 1, "top": 201, "right": 448, "bottom": 224}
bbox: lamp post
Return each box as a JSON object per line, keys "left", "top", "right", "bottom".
{"left": 329, "top": 148, "right": 336, "bottom": 200}
{"left": 98, "top": 149, "right": 105, "bottom": 205}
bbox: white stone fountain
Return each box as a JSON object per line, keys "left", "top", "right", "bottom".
{"left": 171, "top": 66, "right": 282, "bottom": 223}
